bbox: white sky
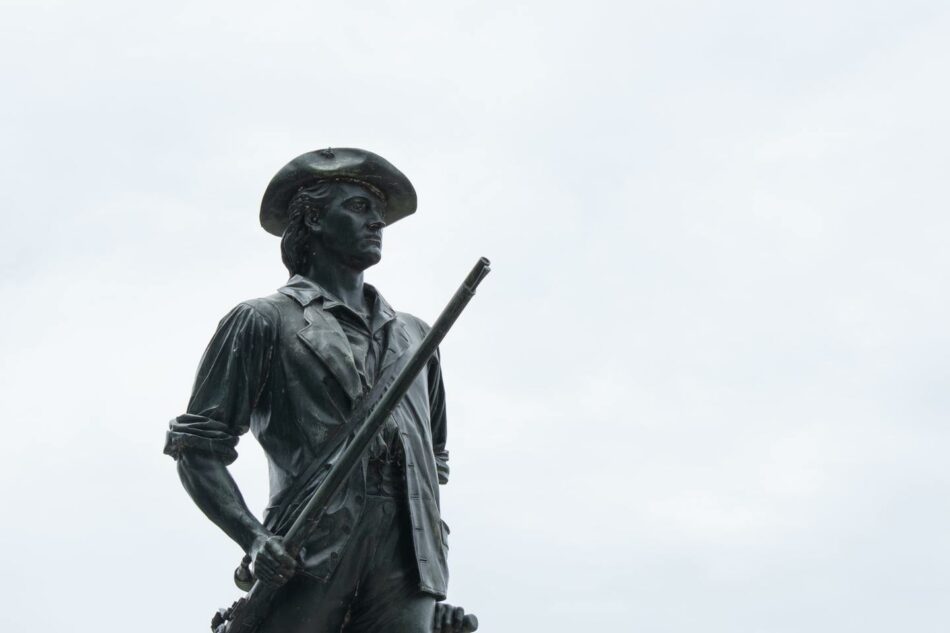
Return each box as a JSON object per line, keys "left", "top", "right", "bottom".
{"left": 1, "top": 1, "right": 949, "bottom": 631}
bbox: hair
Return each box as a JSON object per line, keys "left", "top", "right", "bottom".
{"left": 280, "top": 180, "right": 337, "bottom": 276}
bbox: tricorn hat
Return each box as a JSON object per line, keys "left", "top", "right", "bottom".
{"left": 260, "top": 148, "right": 417, "bottom": 236}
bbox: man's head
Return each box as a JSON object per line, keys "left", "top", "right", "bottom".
{"left": 261, "top": 147, "right": 416, "bottom": 235}
{"left": 280, "top": 179, "right": 387, "bottom": 275}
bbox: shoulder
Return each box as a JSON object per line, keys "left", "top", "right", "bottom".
{"left": 395, "top": 311, "right": 446, "bottom": 367}
{"left": 236, "top": 293, "right": 293, "bottom": 323}
{"left": 216, "top": 292, "right": 295, "bottom": 337}
{"left": 395, "top": 311, "right": 431, "bottom": 339}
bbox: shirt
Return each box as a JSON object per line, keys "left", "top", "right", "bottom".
{"left": 164, "top": 275, "right": 451, "bottom": 597}
{"left": 314, "top": 286, "right": 400, "bottom": 459}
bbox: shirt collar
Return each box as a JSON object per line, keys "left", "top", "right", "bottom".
{"left": 278, "top": 274, "right": 396, "bottom": 325}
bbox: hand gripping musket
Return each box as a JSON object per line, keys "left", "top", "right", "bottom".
{"left": 211, "top": 257, "right": 491, "bottom": 633}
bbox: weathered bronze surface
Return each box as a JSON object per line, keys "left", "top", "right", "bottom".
{"left": 166, "top": 148, "right": 480, "bottom": 632}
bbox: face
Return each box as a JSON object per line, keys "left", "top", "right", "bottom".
{"left": 309, "top": 181, "right": 387, "bottom": 270}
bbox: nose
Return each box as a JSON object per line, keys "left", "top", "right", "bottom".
{"left": 367, "top": 219, "right": 386, "bottom": 232}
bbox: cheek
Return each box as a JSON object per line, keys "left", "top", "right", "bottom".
{"left": 323, "top": 215, "right": 362, "bottom": 245}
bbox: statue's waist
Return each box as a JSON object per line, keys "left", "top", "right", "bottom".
{"left": 366, "top": 453, "right": 407, "bottom": 498}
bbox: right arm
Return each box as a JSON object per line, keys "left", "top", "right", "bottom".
{"left": 164, "top": 303, "right": 295, "bottom": 585}
{"left": 175, "top": 451, "right": 269, "bottom": 557}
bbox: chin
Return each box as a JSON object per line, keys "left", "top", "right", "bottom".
{"left": 350, "top": 251, "right": 382, "bottom": 271}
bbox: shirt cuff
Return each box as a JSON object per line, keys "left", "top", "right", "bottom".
{"left": 163, "top": 414, "right": 240, "bottom": 464}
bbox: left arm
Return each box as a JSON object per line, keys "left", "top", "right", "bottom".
{"left": 427, "top": 349, "right": 449, "bottom": 485}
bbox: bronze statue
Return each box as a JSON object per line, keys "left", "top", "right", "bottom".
{"left": 165, "top": 148, "right": 481, "bottom": 633}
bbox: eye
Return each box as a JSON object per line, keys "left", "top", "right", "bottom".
{"left": 345, "top": 197, "right": 369, "bottom": 213}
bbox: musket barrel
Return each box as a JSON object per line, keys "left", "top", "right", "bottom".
{"left": 283, "top": 256, "right": 490, "bottom": 551}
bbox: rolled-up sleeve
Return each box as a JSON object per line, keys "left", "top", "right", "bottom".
{"left": 427, "top": 349, "right": 450, "bottom": 485}
{"left": 164, "top": 302, "right": 275, "bottom": 465}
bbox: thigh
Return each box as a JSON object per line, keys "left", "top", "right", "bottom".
{"left": 344, "top": 589, "right": 435, "bottom": 633}
{"left": 344, "top": 500, "right": 436, "bottom": 633}
{"left": 257, "top": 573, "right": 353, "bottom": 633}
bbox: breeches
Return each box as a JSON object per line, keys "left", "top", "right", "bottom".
{"left": 258, "top": 496, "right": 435, "bottom": 633}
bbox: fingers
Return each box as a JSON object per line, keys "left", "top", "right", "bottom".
{"left": 432, "top": 603, "right": 448, "bottom": 632}
{"left": 250, "top": 556, "right": 284, "bottom": 586}
{"left": 442, "top": 603, "right": 454, "bottom": 632}
{"left": 434, "top": 603, "right": 464, "bottom": 633}
{"left": 264, "top": 538, "right": 297, "bottom": 569}
{"left": 251, "top": 560, "right": 286, "bottom": 587}
{"left": 451, "top": 606, "right": 465, "bottom": 630}
{"left": 433, "top": 604, "right": 475, "bottom": 633}
{"left": 252, "top": 536, "right": 297, "bottom": 587}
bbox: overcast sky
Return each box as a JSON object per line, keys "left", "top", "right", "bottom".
{"left": 1, "top": 1, "right": 949, "bottom": 631}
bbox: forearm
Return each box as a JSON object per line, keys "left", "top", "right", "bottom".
{"left": 435, "top": 451, "right": 450, "bottom": 485}
{"left": 176, "top": 452, "right": 269, "bottom": 553}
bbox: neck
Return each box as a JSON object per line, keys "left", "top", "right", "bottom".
{"left": 301, "top": 254, "right": 367, "bottom": 312}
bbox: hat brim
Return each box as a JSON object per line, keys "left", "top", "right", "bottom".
{"left": 260, "top": 148, "right": 417, "bottom": 236}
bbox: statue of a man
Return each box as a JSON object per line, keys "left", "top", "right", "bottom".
{"left": 165, "top": 149, "right": 470, "bottom": 632}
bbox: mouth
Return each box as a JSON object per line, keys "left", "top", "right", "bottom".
{"left": 363, "top": 236, "right": 382, "bottom": 246}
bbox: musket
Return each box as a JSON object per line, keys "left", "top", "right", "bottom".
{"left": 212, "top": 257, "right": 491, "bottom": 633}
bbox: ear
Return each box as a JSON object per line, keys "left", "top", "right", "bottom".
{"left": 303, "top": 209, "right": 322, "bottom": 234}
